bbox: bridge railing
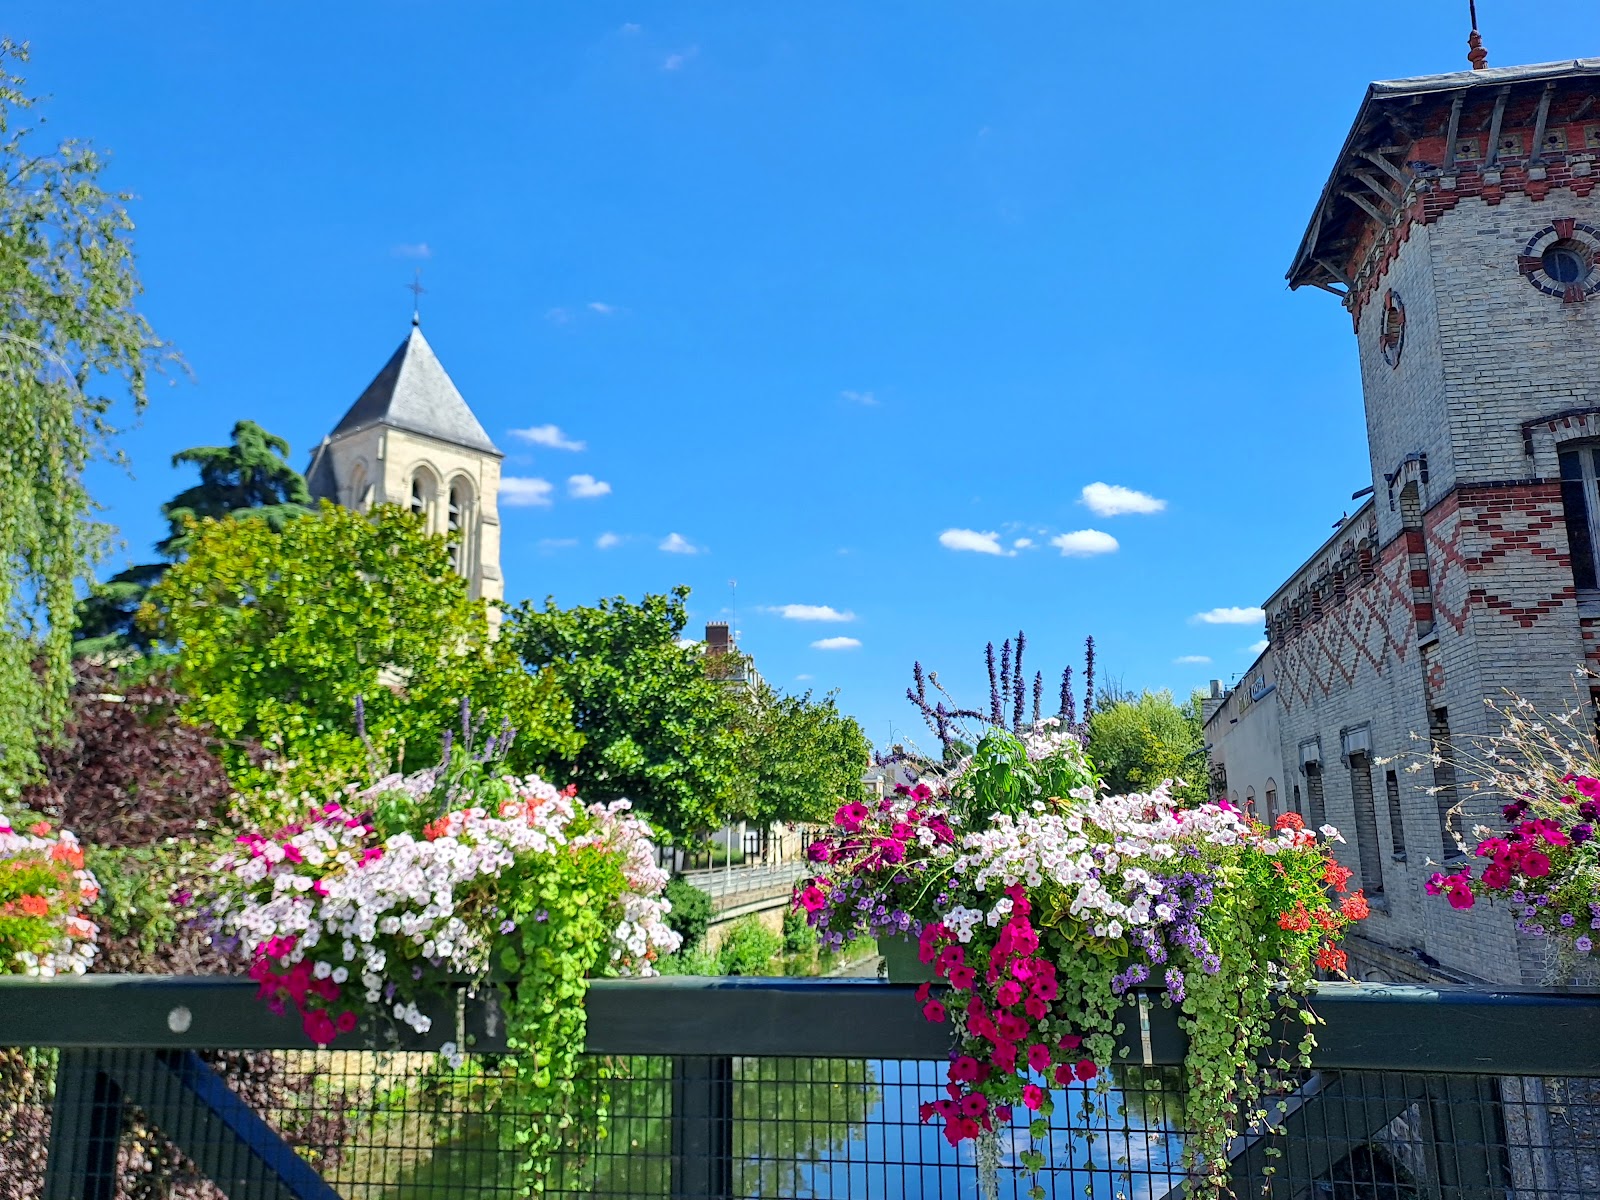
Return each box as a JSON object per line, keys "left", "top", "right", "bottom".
{"left": 2, "top": 975, "right": 1599, "bottom": 1198}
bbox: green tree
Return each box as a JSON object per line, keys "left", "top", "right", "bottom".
{"left": 1087, "top": 688, "right": 1208, "bottom": 805}
{"left": 74, "top": 420, "right": 311, "bottom": 659}
{"left": 0, "top": 41, "right": 169, "bottom": 789}
{"left": 736, "top": 683, "right": 871, "bottom": 825}
{"left": 144, "top": 502, "right": 578, "bottom": 806}
{"left": 510, "top": 587, "right": 745, "bottom": 840}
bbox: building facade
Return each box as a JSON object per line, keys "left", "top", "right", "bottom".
{"left": 1200, "top": 657, "right": 1283, "bottom": 824}
{"left": 1209, "top": 58, "right": 1600, "bottom": 986}
{"left": 306, "top": 319, "right": 504, "bottom": 607}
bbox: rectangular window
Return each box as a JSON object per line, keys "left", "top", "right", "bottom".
{"left": 1305, "top": 766, "right": 1327, "bottom": 831}
{"left": 1265, "top": 787, "right": 1277, "bottom": 823}
{"left": 1292, "top": 784, "right": 1302, "bottom": 815}
{"left": 1349, "top": 755, "right": 1384, "bottom": 896}
{"left": 1430, "top": 707, "right": 1463, "bottom": 859}
{"left": 1385, "top": 770, "right": 1408, "bottom": 861}
{"left": 1559, "top": 448, "right": 1600, "bottom": 591}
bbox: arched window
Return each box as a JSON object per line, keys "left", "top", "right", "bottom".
{"left": 446, "top": 478, "right": 474, "bottom": 577}
{"left": 347, "top": 462, "right": 370, "bottom": 512}
{"left": 408, "top": 468, "right": 439, "bottom": 530}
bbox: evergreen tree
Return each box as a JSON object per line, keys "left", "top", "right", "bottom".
{"left": 73, "top": 420, "right": 311, "bottom": 658}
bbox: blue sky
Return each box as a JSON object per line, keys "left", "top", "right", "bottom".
{"left": 11, "top": 2, "right": 1599, "bottom": 749}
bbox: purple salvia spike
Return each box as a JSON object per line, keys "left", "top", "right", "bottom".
{"left": 1061, "top": 666, "right": 1076, "bottom": 728}
{"left": 354, "top": 694, "right": 366, "bottom": 739}
{"left": 999, "top": 639, "right": 1011, "bottom": 725}
{"left": 986, "top": 642, "right": 1001, "bottom": 725}
{"left": 441, "top": 728, "right": 453, "bottom": 761}
{"left": 1083, "top": 636, "right": 1096, "bottom": 719}
{"left": 1032, "top": 671, "right": 1043, "bottom": 725}
{"left": 1012, "top": 630, "right": 1027, "bottom": 731}
{"left": 460, "top": 696, "right": 471, "bottom": 744}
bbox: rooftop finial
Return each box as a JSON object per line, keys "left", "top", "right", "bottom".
{"left": 1467, "top": 0, "right": 1488, "bottom": 70}
{"left": 406, "top": 268, "right": 426, "bottom": 326}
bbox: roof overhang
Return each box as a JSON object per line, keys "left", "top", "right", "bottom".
{"left": 1287, "top": 58, "right": 1600, "bottom": 293}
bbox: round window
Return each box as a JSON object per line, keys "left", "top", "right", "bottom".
{"left": 1542, "top": 240, "right": 1592, "bottom": 285}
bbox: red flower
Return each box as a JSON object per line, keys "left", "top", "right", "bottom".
{"left": 1057, "top": 1033, "right": 1083, "bottom": 1051}
{"left": 1315, "top": 944, "right": 1348, "bottom": 972}
{"left": 28, "top": 821, "right": 50, "bottom": 837}
{"left": 1521, "top": 850, "right": 1552, "bottom": 879}
{"left": 1277, "top": 904, "right": 1312, "bottom": 933}
{"left": 1275, "top": 812, "right": 1305, "bottom": 832}
{"left": 1322, "top": 861, "right": 1353, "bottom": 891}
{"left": 1074, "top": 1059, "right": 1098, "bottom": 1082}
{"left": 16, "top": 894, "right": 49, "bottom": 917}
{"left": 1339, "top": 891, "right": 1370, "bottom": 921}
{"left": 949, "top": 1056, "right": 982, "bottom": 1083}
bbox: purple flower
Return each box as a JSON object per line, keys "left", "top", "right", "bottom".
{"left": 1561, "top": 913, "right": 1577, "bottom": 929}
{"left": 1574, "top": 824, "right": 1594, "bottom": 845}
{"left": 500, "top": 920, "right": 517, "bottom": 935}
{"left": 1578, "top": 936, "right": 1594, "bottom": 954}
{"left": 535, "top": 909, "right": 549, "bottom": 923}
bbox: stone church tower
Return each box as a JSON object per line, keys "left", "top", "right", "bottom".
{"left": 306, "top": 318, "right": 503, "bottom": 606}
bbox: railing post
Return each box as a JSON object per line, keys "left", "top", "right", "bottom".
{"left": 44, "top": 1049, "right": 123, "bottom": 1200}
{"left": 671, "top": 1055, "right": 734, "bottom": 1199}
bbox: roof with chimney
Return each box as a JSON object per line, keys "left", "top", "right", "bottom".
{"left": 326, "top": 323, "right": 501, "bottom": 456}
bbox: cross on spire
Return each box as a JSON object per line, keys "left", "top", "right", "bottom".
{"left": 406, "top": 269, "right": 426, "bottom": 326}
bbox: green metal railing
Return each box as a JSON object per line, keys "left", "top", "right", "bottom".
{"left": 1, "top": 976, "right": 1598, "bottom": 1198}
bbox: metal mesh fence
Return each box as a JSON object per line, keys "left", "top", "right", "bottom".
{"left": 6, "top": 1044, "right": 1600, "bottom": 1199}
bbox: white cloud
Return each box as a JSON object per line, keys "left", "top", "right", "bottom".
{"left": 811, "top": 636, "right": 862, "bottom": 651}
{"left": 765, "top": 604, "right": 855, "bottom": 623}
{"left": 392, "top": 242, "right": 432, "bottom": 259}
{"left": 596, "top": 532, "right": 622, "bottom": 550}
{"left": 587, "top": 301, "right": 617, "bottom": 315}
{"left": 1080, "top": 482, "right": 1167, "bottom": 517}
{"left": 1246, "top": 639, "right": 1270, "bottom": 655}
{"left": 499, "top": 477, "right": 554, "bottom": 507}
{"left": 1174, "top": 655, "right": 1212, "bottom": 665}
{"left": 659, "top": 532, "right": 701, "bottom": 554}
{"left": 939, "top": 528, "right": 1006, "bottom": 555}
{"left": 795, "top": 673, "right": 814, "bottom": 681}
{"left": 620, "top": 22, "right": 642, "bottom": 34}
{"left": 1193, "top": 606, "right": 1267, "bottom": 626}
{"left": 538, "top": 537, "right": 578, "bottom": 551}
{"left": 662, "top": 46, "right": 698, "bottom": 70}
{"left": 568, "top": 474, "right": 612, "bottom": 499}
{"left": 1013, "top": 537, "right": 1034, "bottom": 550}
{"left": 841, "top": 389, "right": 878, "bottom": 406}
{"left": 1050, "top": 530, "right": 1119, "bottom": 557}
{"left": 509, "top": 424, "right": 586, "bottom": 452}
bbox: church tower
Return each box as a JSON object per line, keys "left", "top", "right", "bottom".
{"left": 306, "top": 318, "right": 504, "bottom": 606}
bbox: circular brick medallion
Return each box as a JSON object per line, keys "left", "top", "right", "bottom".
{"left": 1518, "top": 219, "right": 1600, "bottom": 301}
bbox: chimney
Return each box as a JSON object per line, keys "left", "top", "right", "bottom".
{"left": 1209, "top": 679, "right": 1224, "bottom": 699}
{"left": 705, "top": 622, "right": 732, "bottom": 656}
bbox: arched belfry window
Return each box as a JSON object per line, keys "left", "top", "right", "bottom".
{"left": 1559, "top": 442, "right": 1600, "bottom": 595}
{"left": 446, "top": 478, "right": 474, "bottom": 577}
{"left": 408, "top": 468, "right": 439, "bottom": 530}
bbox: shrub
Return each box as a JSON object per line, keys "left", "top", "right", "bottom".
{"left": 716, "top": 916, "right": 783, "bottom": 977}
{"left": 782, "top": 906, "right": 816, "bottom": 956}
{"left": 664, "top": 877, "right": 712, "bottom": 953}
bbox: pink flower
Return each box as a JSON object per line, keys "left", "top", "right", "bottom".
{"left": 959, "top": 1092, "right": 988, "bottom": 1118}
{"left": 834, "top": 803, "right": 870, "bottom": 831}
{"left": 1075, "top": 1059, "right": 1098, "bottom": 1081}
{"left": 996, "top": 981, "right": 1023, "bottom": 1007}
{"left": 1057, "top": 1033, "right": 1082, "bottom": 1051}
{"left": 1024, "top": 996, "right": 1048, "bottom": 1020}
{"left": 948, "top": 965, "right": 978, "bottom": 990}
{"left": 1022, "top": 1084, "right": 1046, "bottom": 1111}
{"left": 805, "top": 841, "right": 832, "bottom": 863}
{"left": 923, "top": 1001, "right": 947, "bottom": 1024}
{"left": 1032, "top": 975, "right": 1060, "bottom": 1002}
{"left": 1521, "top": 850, "right": 1551, "bottom": 879}
{"left": 915, "top": 982, "right": 933, "bottom": 1004}
{"left": 875, "top": 839, "right": 907, "bottom": 864}
{"left": 936, "top": 945, "right": 965, "bottom": 974}
{"left": 1027, "top": 1044, "right": 1051, "bottom": 1073}
{"left": 992, "top": 1042, "right": 1018, "bottom": 1073}
{"left": 891, "top": 822, "right": 913, "bottom": 841}
{"left": 798, "top": 886, "right": 827, "bottom": 913}
{"left": 949, "top": 1056, "right": 982, "bottom": 1083}
{"left": 1448, "top": 885, "right": 1477, "bottom": 910}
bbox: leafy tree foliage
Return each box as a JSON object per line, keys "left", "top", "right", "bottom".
{"left": 736, "top": 683, "right": 872, "bottom": 825}
{"left": 145, "top": 503, "right": 578, "bottom": 805}
{"left": 0, "top": 41, "right": 169, "bottom": 790}
{"left": 74, "top": 420, "right": 311, "bottom": 659}
{"left": 1087, "top": 687, "right": 1208, "bottom": 805}
{"left": 510, "top": 587, "right": 744, "bottom": 839}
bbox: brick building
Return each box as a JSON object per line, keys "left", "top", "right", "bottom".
{"left": 1206, "top": 57, "right": 1600, "bottom": 986}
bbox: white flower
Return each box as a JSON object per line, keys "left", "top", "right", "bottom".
{"left": 1319, "top": 824, "right": 1347, "bottom": 844}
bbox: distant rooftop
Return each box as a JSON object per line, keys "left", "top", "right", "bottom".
{"left": 328, "top": 325, "right": 500, "bottom": 456}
